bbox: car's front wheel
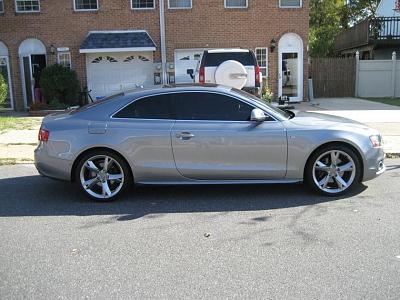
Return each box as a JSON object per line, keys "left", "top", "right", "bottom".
{"left": 76, "top": 150, "right": 131, "bottom": 201}
{"left": 305, "top": 145, "right": 361, "bottom": 196}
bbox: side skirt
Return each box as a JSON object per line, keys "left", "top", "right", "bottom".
{"left": 135, "top": 179, "right": 303, "bottom": 186}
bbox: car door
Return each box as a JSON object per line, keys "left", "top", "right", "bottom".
{"left": 170, "top": 91, "right": 288, "bottom": 180}
{"left": 110, "top": 94, "right": 179, "bottom": 183}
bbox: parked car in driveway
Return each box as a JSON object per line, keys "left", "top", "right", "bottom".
{"left": 35, "top": 85, "right": 385, "bottom": 201}
{"left": 192, "top": 49, "right": 262, "bottom": 96}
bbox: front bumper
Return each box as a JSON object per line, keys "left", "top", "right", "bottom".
{"left": 362, "top": 147, "right": 386, "bottom": 182}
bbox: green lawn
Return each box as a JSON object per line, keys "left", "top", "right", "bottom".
{"left": 365, "top": 98, "right": 400, "bottom": 107}
{"left": 0, "top": 116, "right": 42, "bottom": 133}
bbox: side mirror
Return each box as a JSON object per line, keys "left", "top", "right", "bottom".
{"left": 187, "top": 69, "right": 194, "bottom": 79}
{"left": 250, "top": 108, "right": 266, "bottom": 122}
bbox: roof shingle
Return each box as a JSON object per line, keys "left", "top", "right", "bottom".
{"left": 80, "top": 31, "right": 156, "bottom": 53}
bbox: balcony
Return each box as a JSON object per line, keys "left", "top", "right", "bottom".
{"left": 335, "top": 17, "right": 400, "bottom": 52}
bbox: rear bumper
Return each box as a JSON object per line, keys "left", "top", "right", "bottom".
{"left": 34, "top": 143, "right": 72, "bottom": 181}
{"left": 362, "top": 147, "right": 386, "bottom": 182}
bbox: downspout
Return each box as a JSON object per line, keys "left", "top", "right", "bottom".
{"left": 159, "top": 0, "right": 168, "bottom": 84}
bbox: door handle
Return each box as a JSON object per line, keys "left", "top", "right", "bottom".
{"left": 176, "top": 132, "right": 194, "bottom": 140}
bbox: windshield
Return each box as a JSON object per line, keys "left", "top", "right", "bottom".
{"left": 231, "top": 88, "right": 291, "bottom": 119}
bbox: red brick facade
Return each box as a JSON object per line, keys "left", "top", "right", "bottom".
{"left": 0, "top": 0, "right": 309, "bottom": 110}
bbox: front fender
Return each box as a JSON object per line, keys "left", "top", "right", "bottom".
{"left": 285, "top": 129, "right": 370, "bottom": 180}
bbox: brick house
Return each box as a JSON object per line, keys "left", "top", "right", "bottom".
{"left": 0, "top": 0, "right": 309, "bottom": 111}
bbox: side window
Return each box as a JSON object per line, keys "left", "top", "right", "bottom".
{"left": 172, "top": 92, "right": 254, "bottom": 121}
{"left": 113, "top": 95, "right": 171, "bottom": 119}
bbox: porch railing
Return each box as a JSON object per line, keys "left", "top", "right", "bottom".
{"left": 334, "top": 17, "right": 400, "bottom": 51}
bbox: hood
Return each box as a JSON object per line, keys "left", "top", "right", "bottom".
{"left": 288, "top": 111, "right": 378, "bottom": 133}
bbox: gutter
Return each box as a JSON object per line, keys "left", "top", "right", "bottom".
{"left": 159, "top": 0, "right": 168, "bottom": 84}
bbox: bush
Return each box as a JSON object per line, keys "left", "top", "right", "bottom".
{"left": 261, "top": 77, "right": 273, "bottom": 103}
{"left": 0, "top": 73, "right": 8, "bottom": 106}
{"left": 40, "top": 64, "right": 79, "bottom": 105}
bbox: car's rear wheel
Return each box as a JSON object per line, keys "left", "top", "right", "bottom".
{"left": 305, "top": 145, "right": 361, "bottom": 196}
{"left": 76, "top": 150, "right": 131, "bottom": 201}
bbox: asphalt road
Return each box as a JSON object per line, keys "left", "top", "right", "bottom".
{"left": 1, "top": 160, "right": 400, "bottom": 299}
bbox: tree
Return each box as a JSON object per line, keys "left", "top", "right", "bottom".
{"left": 309, "top": 0, "right": 381, "bottom": 57}
{"left": 0, "top": 73, "right": 7, "bottom": 106}
{"left": 346, "top": 0, "right": 380, "bottom": 24}
{"left": 39, "top": 64, "right": 79, "bottom": 105}
{"left": 309, "top": 0, "right": 345, "bottom": 57}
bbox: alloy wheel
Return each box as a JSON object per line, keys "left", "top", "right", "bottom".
{"left": 79, "top": 155, "right": 125, "bottom": 199}
{"left": 312, "top": 150, "right": 356, "bottom": 194}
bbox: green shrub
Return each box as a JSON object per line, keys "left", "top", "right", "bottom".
{"left": 0, "top": 73, "right": 7, "bottom": 106}
{"left": 261, "top": 77, "right": 273, "bottom": 103}
{"left": 40, "top": 64, "right": 79, "bottom": 105}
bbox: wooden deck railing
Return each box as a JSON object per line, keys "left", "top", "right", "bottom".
{"left": 334, "top": 17, "right": 400, "bottom": 51}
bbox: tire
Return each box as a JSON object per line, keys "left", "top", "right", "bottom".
{"left": 304, "top": 144, "right": 361, "bottom": 196}
{"left": 215, "top": 60, "right": 248, "bottom": 89}
{"left": 75, "top": 150, "right": 132, "bottom": 202}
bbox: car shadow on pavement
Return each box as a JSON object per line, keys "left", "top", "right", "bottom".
{"left": 0, "top": 174, "right": 367, "bottom": 219}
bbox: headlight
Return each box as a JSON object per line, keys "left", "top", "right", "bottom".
{"left": 370, "top": 135, "right": 383, "bottom": 148}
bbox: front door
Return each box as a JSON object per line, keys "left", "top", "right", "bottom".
{"left": 22, "top": 56, "right": 33, "bottom": 106}
{"left": 278, "top": 33, "right": 304, "bottom": 102}
{"left": 170, "top": 92, "right": 287, "bottom": 180}
{"left": 279, "top": 52, "right": 302, "bottom": 102}
{"left": 22, "top": 54, "right": 46, "bottom": 107}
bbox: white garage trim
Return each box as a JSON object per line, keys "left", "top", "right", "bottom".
{"left": 80, "top": 47, "right": 156, "bottom": 54}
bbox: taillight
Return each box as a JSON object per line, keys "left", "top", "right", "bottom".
{"left": 199, "top": 67, "right": 205, "bottom": 84}
{"left": 255, "top": 65, "right": 261, "bottom": 87}
{"left": 38, "top": 128, "right": 50, "bottom": 142}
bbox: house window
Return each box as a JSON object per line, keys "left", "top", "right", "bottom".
{"left": 279, "top": 0, "right": 301, "bottom": 8}
{"left": 74, "top": 0, "right": 98, "bottom": 11}
{"left": 132, "top": 0, "right": 154, "bottom": 9}
{"left": 256, "top": 48, "right": 268, "bottom": 77}
{"left": 15, "top": 0, "right": 40, "bottom": 12}
{"left": 0, "top": 0, "right": 4, "bottom": 12}
{"left": 58, "top": 52, "right": 71, "bottom": 69}
{"left": 91, "top": 56, "right": 103, "bottom": 63}
{"left": 168, "top": 0, "right": 192, "bottom": 9}
{"left": 225, "top": 0, "right": 247, "bottom": 8}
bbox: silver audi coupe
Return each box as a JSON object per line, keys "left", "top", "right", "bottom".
{"left": 34, "top": 85, "right": 385, "bottom": 201}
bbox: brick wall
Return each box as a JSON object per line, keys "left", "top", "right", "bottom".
{"left": 0, "top": 0, "right": 309, "bottom": 110}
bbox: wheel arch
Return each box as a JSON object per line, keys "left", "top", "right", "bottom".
{"left": 71, "top": 147, "right": 134, "bottom": 183}
{"left": 303, "top": 141, "right": 364, "bottom": 182}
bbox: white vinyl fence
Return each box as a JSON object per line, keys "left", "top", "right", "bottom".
{"left": 356, "top": 51, "right": 399, "bottom": 98}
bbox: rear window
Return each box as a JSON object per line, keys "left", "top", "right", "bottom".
{"left": 71, "top": 93, "right": 124, "bottom": 114}
{"left": 113, "top": 94, "right": 172, "bottom": 119}
{"left": 203, "top": 52, "right": 255, "bottom": 67}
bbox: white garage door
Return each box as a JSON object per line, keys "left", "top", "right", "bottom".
{"left": 174, "top": 49, "right": 205, "bottom": 84}
{"left": 87, "top": 52, "right": 154, "bottom": 99}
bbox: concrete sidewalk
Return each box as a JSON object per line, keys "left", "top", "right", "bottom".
{"left": 293, "top": 97, "right": 400, "bottom": 154}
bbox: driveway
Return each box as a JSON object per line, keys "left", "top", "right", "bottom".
{"left": 1, "top": 160, "right": 400, "bottom": 299}
{"left": 294, "top": 98, "right": 400, "bottom": 153}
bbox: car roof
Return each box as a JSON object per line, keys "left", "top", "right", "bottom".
{"left": 122, "top": 84, "right": 232, "bottom": 98}
{"left": 206, "top": 48, "right": 250, "bottom": 53}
